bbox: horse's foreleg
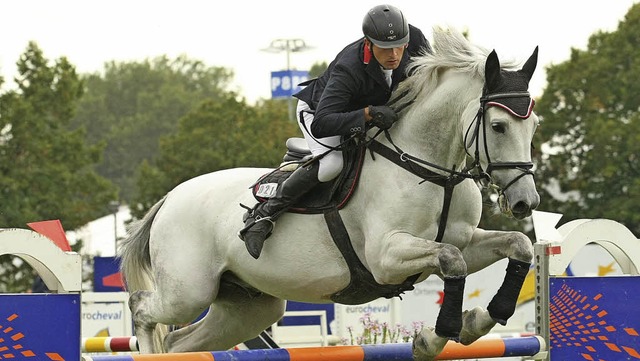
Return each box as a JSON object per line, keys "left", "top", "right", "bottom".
{"left": 370, "top": 232, "right": 467, "bottom": 361}
{"left": 434, "top": 245, "right": 467, "bottom": 340}
{"left": 459, "top": 228, "right": 534, "bottom": 345}
{"left": 487, "top": 257, "right": 531, "bottom": 324}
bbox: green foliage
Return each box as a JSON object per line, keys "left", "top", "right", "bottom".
{"left": 309, "top": 61, "right": 328, "bottom": 78}
{"left": 0, "top": 256, "right": 33, "bottom": 293}
{"left": 534, "top": 4, "right": 640, "bottom": 234}
{"left": 0, "top": 42, "right": 116, "bottom": 292}
{"left": 71, "top": 56, "right": 234, "bottom": 202}
{"left": 0, "top": 41, "right": 117, "bottom": 229}
{"left": 131, "top": 96, "right": 300, "bottom": 218}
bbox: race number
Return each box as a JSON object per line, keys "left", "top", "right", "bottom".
{"left": 256, "top": 183, "right": 278, "bottom": 198}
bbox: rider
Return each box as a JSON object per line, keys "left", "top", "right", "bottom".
{"left": 239, "top": 4, "right": 432, "bottom": 259}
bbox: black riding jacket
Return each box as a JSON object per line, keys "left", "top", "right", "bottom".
{"left": 293, "top": 25, "right": 431, "bottom": 138}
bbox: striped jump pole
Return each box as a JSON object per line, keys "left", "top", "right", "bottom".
{"left": 82, "top": 335, "right": 546, "bottom": 360}
{"left": 82, "top": 337, "right": 139, "bottom": 352}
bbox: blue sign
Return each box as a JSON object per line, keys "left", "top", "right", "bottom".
{"left": 0, "top": 294, "right": 80, "bottom": 360}
{"left": 283, "top": 301, "right": 335, "bottom": 334}
{"left": 271, "top": 70, "right": 309, "bottom": 98}
{"left": 94, "top": 256, "right": 125, "bottom": 292}
{"left": 549, "top": 276, "right": 640, "bottom": 360}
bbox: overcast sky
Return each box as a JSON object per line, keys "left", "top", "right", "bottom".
{"left": 1, "top": 0, "right": 637, "bottom": 103}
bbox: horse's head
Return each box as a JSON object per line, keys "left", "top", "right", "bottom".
{"left": 468, "top": 47, "right": 540, "bottom": 219}
{"left": 385, "top": 29, "right": 540, "bottom": 219}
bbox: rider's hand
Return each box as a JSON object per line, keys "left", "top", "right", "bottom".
{"left": 368, "top": 105, "right": 398, "bottom": 130}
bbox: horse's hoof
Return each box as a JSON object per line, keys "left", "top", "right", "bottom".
{"left": 459, "top": 306, "right": 496, "bottom": 345}
{"left": 412, "top": 327, "right": 448, "bottom": 361}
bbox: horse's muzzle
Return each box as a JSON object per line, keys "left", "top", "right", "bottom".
{"left": 505, "top": 188, "right": 540, "bottom": 219}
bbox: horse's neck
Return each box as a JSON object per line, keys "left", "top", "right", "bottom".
{"left": 389, "top": 82, "right": 480, "bottom": 173}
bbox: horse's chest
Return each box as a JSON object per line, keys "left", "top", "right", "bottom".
{"left": 399, "top": 180, "right": 482, "bottom": 241}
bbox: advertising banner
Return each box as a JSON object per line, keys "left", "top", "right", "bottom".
{"left": 0, "top": 293, "right": 80, "bottom": 360}
{"left": 271, "top": 70, "right": 308, "bottom": 98}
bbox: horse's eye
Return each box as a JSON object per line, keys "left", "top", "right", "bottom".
{"left": 491, "top": 122, "right": 506, "bottom": 134}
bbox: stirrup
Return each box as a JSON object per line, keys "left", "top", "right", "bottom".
{"left": 238, "top": 215, "right": 275, "bottom": 240}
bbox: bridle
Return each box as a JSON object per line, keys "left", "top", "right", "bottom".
{"left": 463, "top": 91, "right": 535, "bottom": 194}
{"left": 369, "top": 89, "right": 535, "bottom": 190}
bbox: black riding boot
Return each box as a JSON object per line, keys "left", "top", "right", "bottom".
{"left": 239, "top": 162, "right": 321, "bottom": 259}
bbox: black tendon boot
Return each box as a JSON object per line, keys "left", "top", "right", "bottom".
{"left": 435, "top": 276, "right": 465, "bottom": 340}
{"left": 487, "top": 258, "right": 531, "bottom": 325}
{"left": 239, "top": 162, "right": 320, "bottom": 259}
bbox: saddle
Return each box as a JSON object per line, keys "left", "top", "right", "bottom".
{"left": 249, "top": 137, "right": 365, "bottom": 213}
{"left": 247, "top": 137, "right": 416, "bottom": 305}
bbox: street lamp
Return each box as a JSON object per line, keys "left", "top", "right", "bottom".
{"left": 261, "top": 38, "right": 313, "bottom": 70}
{"left": 261, "top": 38, "right": 313, "bottom": 120}
{"left": 108, "top": 200, "right": 120, "bottom": 255}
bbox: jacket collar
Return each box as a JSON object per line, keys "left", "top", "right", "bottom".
{"left": 362, "top": 40, "right": 410, "bottom": 90}
{"left": 362, "top": 41, "right": 390, "bottom": 89}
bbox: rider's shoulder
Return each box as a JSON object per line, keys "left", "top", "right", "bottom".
{"left": 408, "top": 24, "right": 432, "bottom": 55}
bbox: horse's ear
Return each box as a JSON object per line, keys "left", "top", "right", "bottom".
{"left": 520, "top": 46, "right": 539, "bottom": 81}
{"left": 485, "top": 49, "right": 502, "bottom": 90}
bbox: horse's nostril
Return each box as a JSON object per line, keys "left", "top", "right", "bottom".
{"left": 511, "top": 201, "right": 531, "bottom": 218}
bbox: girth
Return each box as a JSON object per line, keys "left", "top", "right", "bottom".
{"left": 325, "top": 208, "right": 416, "bottom": 304}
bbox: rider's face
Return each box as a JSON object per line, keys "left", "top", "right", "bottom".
{"left": 371, "top": 43, "right": 406, "bottom": 70}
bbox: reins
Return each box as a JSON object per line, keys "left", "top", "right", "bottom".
{"left": 365, "top": 89, "right": 535, "bottom": 244}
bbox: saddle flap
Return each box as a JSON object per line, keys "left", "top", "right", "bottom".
{"left": 251, "top": 141, "right": 366, "bottom": 214}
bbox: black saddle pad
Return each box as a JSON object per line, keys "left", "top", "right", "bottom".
{"left": 251, "top": 142, "right": 365, "bottom": 214}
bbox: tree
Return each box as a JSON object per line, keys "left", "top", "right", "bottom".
{"left": 0, "top": 42, "right": 116, "bottom": 291}
{"left": 534, "top": 4, "right": 640, "bottom": 234}
{"left": 71, "top": 56, "right": 234, "bottom": 202}
{"left": 131, "top": 96, "right": 300, "bottom": 218}
{"left": 309, "top": 61, "right": 328, "bottom": 78}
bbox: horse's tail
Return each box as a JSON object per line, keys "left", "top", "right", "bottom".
{"left": 118, "top": 196, "right": 169, "bottom": 353}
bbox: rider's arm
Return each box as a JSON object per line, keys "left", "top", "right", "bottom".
{"left": 311, "top": 65, "right": 371, "bottom": 138}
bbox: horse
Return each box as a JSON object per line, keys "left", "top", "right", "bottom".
{"left": 119, "top": 26, "right": 541, "bottom": 361}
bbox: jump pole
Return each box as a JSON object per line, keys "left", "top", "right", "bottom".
{"left": 81, "top": 335, "right": 545, "bottom": 360}
{"left": 82, "top": 336, "right": 139, "bottom": 353}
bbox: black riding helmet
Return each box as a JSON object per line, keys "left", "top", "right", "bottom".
{"left": 362, "top": 4, "right": 410, "bottom": 48}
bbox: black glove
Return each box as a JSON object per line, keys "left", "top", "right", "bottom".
{"left": 368, "top": 105, "right": 398, "bottom": 130}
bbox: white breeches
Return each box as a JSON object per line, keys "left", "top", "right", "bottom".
{"left": 296, "top": 101, "right": 344, "bottom": 182}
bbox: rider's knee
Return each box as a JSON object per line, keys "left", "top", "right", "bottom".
{"left": 438, "top": 244, "right": 467, "bottom": 278}
{"left": 318, "top": 154, "right": 344, "bottom": 182}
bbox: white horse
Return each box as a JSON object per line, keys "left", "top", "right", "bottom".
{"left": 119, "top": 27, "right": 540, "bottom": 361}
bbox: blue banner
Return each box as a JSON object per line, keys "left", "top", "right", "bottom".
{"left": 549, "top": 276, "right": 640, "bottom": 360}
{"left": 283, "top": 301, "right": 334, "bottom": 334}
{"left": 271, "top": 70, "right": 309, "bottom": 98}
{"left": 94, "top": 256, "right": 125, "bottom": 292}
{"left": 0, "top": 294, "right": 80, "bottom": 360}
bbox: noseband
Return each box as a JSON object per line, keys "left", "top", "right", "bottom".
{"left": 464, "top": 91, "right": 535, "bottom": 194}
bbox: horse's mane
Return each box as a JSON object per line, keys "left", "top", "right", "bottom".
{"left": 390, "top": 26, "right": 519, "bottom": 112}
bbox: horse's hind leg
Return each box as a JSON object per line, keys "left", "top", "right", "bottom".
{"left": 129, "top": 283, "right": 215, "bottom": 353}
{"left": 459, "top": 228, "right": 533, "bottom": 345}
{"left": 164, "top": 289, "right": 286, "bottom": 352}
